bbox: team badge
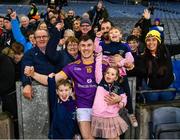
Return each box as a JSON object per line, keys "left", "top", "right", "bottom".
{"left": 86, "top": 66, "right": 92, "bottom": 73}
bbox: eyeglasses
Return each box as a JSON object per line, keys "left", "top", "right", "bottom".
{"left": 67, "top": 43, "right": 78, "bottom": 47}
{"left": 81, "top": 24, "right": 90, "bottom": 27}
{"left": 35, "top": 35, "right": 48, "bottom": 40}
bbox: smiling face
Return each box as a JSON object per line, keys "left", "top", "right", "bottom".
{"left": 132, "top": 28, "right": 141, "bottom": 38}
{"left": 38, "top": 22, "right": 47, "bottom": 30}
{"left": 104, "top": 67, "right": 118, "bottom": 84}
{"left": 101, "top": 21, "right": 112, "bottom": 34}
{"left": 80, "top": 23, "right": 92, "bottom": 34}
{"left": 57, "top": 85, "right": 72, "bottom": 102}
{"left": 128, "top": 40, "right": 139, "bottom": 52}
{"left": 109, "top": 28, "right": 122, "bottom": 42}
{"left": 146, "top": 36, "right": 158, "bottom": 55}
{"left": 34, "top": 29, "right": 49, "bottom": 49}
{"left": 28, "top": 34, "right": 36, "bottom": 45}
{"left": 67, "top": 10, "right": 75, "bottom": 18}
{"left": 79, "top": 39, "right": 94, "bottom": 60}
{"left": 73, "top": 20, "right": 80, "bottom": 31}
{"left": 67, "top": 41, "right": 79, "bottom": 57}
{"left": 20, "top": 16, "right": 30, "bottom": 28}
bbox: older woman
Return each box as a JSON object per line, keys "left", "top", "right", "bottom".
{"left": 46, "top": 35, "right": 80, "bottom": 72}
{"left": 136, "top": 30, "right": 175, "bottom": 102}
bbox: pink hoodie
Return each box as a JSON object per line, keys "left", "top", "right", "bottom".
{"left": 92, "top": 51, "right": 127, "bottom": 118}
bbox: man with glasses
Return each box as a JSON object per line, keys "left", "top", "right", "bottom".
{"left": 22, "top": 29, "right": 55, "bottom": 100}
{"left": 75, "top": 18, "right": 95, "bottom": 41}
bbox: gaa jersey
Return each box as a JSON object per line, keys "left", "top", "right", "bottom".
{"left": 62, "top": 59, "right": 97, "bottom": 108}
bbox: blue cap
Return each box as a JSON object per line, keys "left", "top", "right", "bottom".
{"left": 154, "top": 18, "right": 160, "bottom": 22}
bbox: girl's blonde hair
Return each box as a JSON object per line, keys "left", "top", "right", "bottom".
{"left": 104, "top": 66, "right": 124, "bottom": 83}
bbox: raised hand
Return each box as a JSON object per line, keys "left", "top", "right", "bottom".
{"left": 48, "top": 73, "right": 55, "bottom": 78}
{"left": 10, "top": 11, "right": 17, "bottom": 20}
{"left": 24, "top": 66, "right": 34, "bottom": 77}
{"left": 124, "top": 60, "right": 135, "bottom": 70}
{"left": 143, "top": 9, "right": 150, "bottom": 19}
{"left": 59, "top": 38, "right": 65, "bottom": 45}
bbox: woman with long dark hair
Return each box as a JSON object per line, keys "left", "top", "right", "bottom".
{"left": 137, "top": 30, "right": 175, "bottom": 102}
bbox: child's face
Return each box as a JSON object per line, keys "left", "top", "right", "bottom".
{"left": 39, "top": 23, "right": 47, "bottom": 30}
{"left": 29, "top": 34, "right": 36, "bottom": 45}
{"left": 154, "top": 21, "right": 160, "bottom": 26}
{"left": 109, "top": 28, "right": 122, "bottom": 42}
{"left": 128, "top": 40, "right": 139, "bottom": 52}
{"left": 104, "top": 68, "right": 118, "bottom": 84}
{"left": 73, "top": 20, "right": 80, "bottom": 31}
{"left": 132, "top": 28, "right": 141, "bottom": 37}
{"left": 57, "top": 85, "right": 72, "bottom": 102}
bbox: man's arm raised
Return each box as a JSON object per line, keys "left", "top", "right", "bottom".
{"left": 24, "top": 66, "right": 48, "bottom": 85}
{"left": 24, "top": 66, "right": 67, "bottom": 85}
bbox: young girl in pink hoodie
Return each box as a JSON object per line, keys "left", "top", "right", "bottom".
{"left": 91, "top": 46, "right": 128, "bottom": 139}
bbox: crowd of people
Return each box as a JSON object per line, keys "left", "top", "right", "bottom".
{"left": 0, "top": 0, "right": 180, "bottom": 139}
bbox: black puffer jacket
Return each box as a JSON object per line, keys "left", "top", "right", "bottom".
{"left": 136, "top": 45, "right": 174, "bottom": 89}
{"left": 0, "top": 54, "right": 15, "bottom": 95}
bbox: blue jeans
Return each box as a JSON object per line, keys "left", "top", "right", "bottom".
{"left": 142, "top": 80, "right": 176, "bottom": 103}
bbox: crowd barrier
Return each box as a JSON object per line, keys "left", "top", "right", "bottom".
{"left": 13, "top": 76, "right": 180, "bottom": 139}
{"left": 16, "top": 81, "right": 49, "bottom": 139}
{"left": 135, "top": 99, "right": 180, "bottom": 139}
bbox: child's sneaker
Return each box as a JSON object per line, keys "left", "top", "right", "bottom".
{"left": 74, "top": 134, "right": 81, "bottom": 140}
{"left": 128, "top": 114, "right": 138, "bottom": 127}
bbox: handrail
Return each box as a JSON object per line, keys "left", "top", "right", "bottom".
{"left": 136, "top": 88, "right": 180, "bottom": 104}
{"left": 136, "top": 88, "right": 178, "bottom": 94}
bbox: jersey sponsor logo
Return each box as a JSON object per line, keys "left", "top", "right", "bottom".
{"left": 87, "top": 78, "right": 92, "bottom": 83}
{"left": 77, "top": 83, "right": 97, "bottom": 88}
{"left": 74, "top": 67, "right": 81, "bottom": 71}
